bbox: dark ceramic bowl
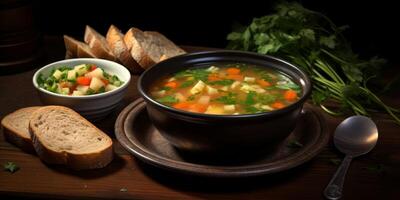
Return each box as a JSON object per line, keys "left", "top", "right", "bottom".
{"left": 138, "top": 50, "right": 312, "bottom": 154}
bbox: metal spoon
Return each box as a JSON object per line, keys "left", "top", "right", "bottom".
{"left": 323, "top": 116, "right": 378, "bottom": 200}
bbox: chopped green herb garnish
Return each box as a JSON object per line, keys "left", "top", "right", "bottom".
{"left": 208, "top": 79, "right": 235, "bottom": 86}
{"left": 161, "top": 86, "right": 172, "bottom": 91}
{"left": 245, "top": 91, "right": 257, "bottom": 105}
{"left": 179, "top": 80, "right": 195, "bottom": 88}
{"left": 157, "top": 96, "right": 179, "bottom": 104}
{"left": 4, "top": 162, "right": 19, "bottom": 173}
{"left": 187, "top": 94, "right": 197, "bottom": 101}
{"left": 329, "top": 158, "right": 341, "bottom": 166}
{"left": 214, "top": 92, "right": 237, "bottom": 104}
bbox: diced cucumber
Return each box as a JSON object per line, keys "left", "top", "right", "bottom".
{"left": 105, "top": 84, "right": 118, "bottom": 92}
{"left": 67, "top": 70, "right": 76, "bottom": 81}
{"left": 86, "top": 68, "right": 104, "bottom": 79}
{"left": 89, "top": 77, "right": 105, "bottom": 91}
{"left": 72, "top": 90, "right": 84, "bottom": 96}
{"left": 113, "top": 81, "right": 122, "bottom": 86}
{"left": 52, "top": 70, "right": 63, "bottom": 80}
{"left": 74, "top": 64, "right": 88, "bottom": 76}
{"left": 76, "top": 85, "right": 89, "bottom": 93}
{"left": 60, "top": 87, "right": 70, "bottom": 95}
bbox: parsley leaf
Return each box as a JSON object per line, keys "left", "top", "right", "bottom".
{"left": 4, "top": 162, "right": 19, "bottom": 173}
{"left": 157, "top": 96, "right": 179, "bottom": 104}
{"left": 208, "top": 79, "right": 234, "bottom": 86}
{"left": 214, "top": 93, "right": 237, "bottom": 104}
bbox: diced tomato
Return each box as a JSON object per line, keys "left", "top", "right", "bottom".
{"left": 284, "top": 90, "right": 298, "bottom": 101}
{"left": 77, "top": 76, "right": 91, "bottom": 86}
{"left": 271, "top": 102, "right": 285, "bottom": 109}
{"left": 101, "top": 79, "right": 109, "bottom": 85}
{"left": 165, "top": 81, "right": 179, "bottom": 88}
{"left": 226, "top": 68, "right": 241, "bottom": 75}
{"left": 257, "top": 79, "right": 271, "bottom": 87}
{"left": 90, "top": 65, "right": 97, "bottom": 71}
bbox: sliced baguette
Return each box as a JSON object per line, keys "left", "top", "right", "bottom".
{"left": 124, "top": 28, "right": 186, "bottom": 69}
{"left": 106, "top": 25, "right": 143, "bottom": 73}
{"left": 63, "top": 35, "right": 80, "bottom": 57}
{"left": 29, "top": 106, "right": 113, "bottom": 170}
{"left": 84, "top": 25, "right": 116, "bottom": 61}
{"left": 64, "top": 35, "right": 97, "bottom": 58}
{"left": 1, "top": 107, "right": 41, "bottom": 153}
{"left": 77, "top": 41, "right": 97, "bottom": 58}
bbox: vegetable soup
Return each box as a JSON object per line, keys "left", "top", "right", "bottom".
{"left": 150, "top": 63, "right": 301, "bottom": 115}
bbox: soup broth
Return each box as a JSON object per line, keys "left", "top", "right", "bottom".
{"left": 150, "top": 63, "right": 301, "bottom": 115}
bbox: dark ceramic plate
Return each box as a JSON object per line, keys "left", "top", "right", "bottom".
{"left": 115, "top": 98, "right": 330, "bottom": 177}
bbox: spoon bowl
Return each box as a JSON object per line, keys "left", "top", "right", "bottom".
{"left": 324, "top": 116, "right": 378, "bottom": 200}
{"left": 334, "top": 116, "right": 378, "bottom": 157}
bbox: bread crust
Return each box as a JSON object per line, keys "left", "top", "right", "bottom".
{"left": 1, "top": 107, "right": 41, "bottom": 153}
{"left": 84, "top": 25, "right": 116, "bottom": 61}
{"left": 106, "top": 25, "right": 143, "bottom": 73}
{"left": 29, "top": 106, "right": 113, "bottom": 170}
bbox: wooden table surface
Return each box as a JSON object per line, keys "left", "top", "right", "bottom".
{"left": 0, "top": 37, "right": 399, "bottom": 200}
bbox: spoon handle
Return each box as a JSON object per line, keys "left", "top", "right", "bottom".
{"left": 323, "top": 155, "right": 353, "bottom": 200}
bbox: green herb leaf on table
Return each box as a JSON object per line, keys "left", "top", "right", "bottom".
{"left": 4, "top": 162, "right": 19, "bottom": 173}
{"left": 287, "top": 140, "right": 303, "bottom": 148}
{"left": 363, "top": 164, "right": 385, "bottom": 174}
{"left": 329, "top": 158, "right": 341, "bottom": 166}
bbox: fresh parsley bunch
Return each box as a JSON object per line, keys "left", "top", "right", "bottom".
{"left": 227, "top": 1, "right": 400, "bottom": 124}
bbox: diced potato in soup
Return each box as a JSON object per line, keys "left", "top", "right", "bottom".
{"left": 150, "top": 63, "right": 301, "bottom": 115}
{"left": 37, "top": 64, "right": 124, "bottom": 95}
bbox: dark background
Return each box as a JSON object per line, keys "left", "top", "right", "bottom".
{"left": 1, "top": 0, "right": 398, "bottom": 65}
{"left": 33, "top": 0, "right": 398, "bottom": 63}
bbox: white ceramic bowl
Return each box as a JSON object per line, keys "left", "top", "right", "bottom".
{"left": 33, "top": 58, "right": 131, "bottom": 120}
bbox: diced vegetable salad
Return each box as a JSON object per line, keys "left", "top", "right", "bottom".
{"left": 37, "top": 64, "right": 123, "bottom": 96}
{"left": 150, "top": 63, "right": 301, "bottom": 115}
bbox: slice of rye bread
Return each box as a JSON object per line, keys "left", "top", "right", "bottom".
{"left": 124, "top": 28, "right": 186, "bottom": 69}
{"left": 106, "top": 25, "right": 143, "bottom": 73}
{"left": 29, "top": 106, "right": 113, "bottom": 170}
{"left": 63, "top": 35, "right": 97, "bottom": 58}
{"left": 84, "top": 25, "right": 117, "bottom": 61}
{"left": 1, "top": 107, "right": 41, "bottom": 153}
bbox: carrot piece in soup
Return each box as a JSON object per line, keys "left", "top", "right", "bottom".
{"left": 77, "top": 76, "right": 91, "bottom": 86}
{"left": 208, "top": 74, "right": 221, "bottom": 81}
{"left": 271, "top": 102, "right": 285, "bottom": 109}
{"left": 284, "top": 90, "right": 298, "bottom": 101}
{"left": 227, "top": 68, "right": 241, "bottom": 75}
{"left": 227, "top": 74, "right": 244, "bottom": 81}
{"left": 189, "top": 104, "right": 208, "bottom": 113}
{"left": 165, "top": 81, "right": 179, "bottom": 88}
{"left": 173, "top": 102, "right": 191, "bottom": 110}
{"left": 257, "top": 79, "right": 271, "bottom": 87}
